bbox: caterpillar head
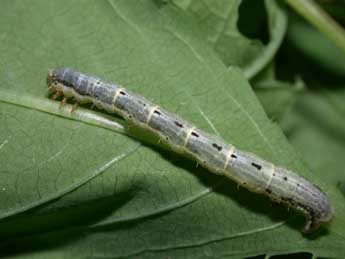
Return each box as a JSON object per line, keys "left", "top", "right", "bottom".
{"left": 47, "top": 68, "right": 73, "bottom": 94}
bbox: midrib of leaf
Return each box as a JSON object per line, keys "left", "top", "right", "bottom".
{"left": 0, "top": 89, "right": 126, "bottom": 134}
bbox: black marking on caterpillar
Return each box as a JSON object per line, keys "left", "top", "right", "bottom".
{"left": 174, "top": 121, "right": 183, "bottom": 128}
{"left": 153, "top": 110, "right": 161, "bottom": 115}
{"left": 251, "top": 162, "right": 262, "bottom": 171}
{"left": 212, "top": 143, "right": 222, "bottom": 151}
{"left": 191, "top": 131, "right": 199, "bottom": 138}
{"left": 47, "top": 68, "right": 334, "bottom": 233}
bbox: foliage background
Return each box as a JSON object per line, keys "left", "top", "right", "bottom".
{"left": 0, "top": 0, "right": 345, "bottom": 258}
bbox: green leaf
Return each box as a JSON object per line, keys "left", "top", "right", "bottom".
{"left": 252, "top": 62, "right": 304, "bottom": 121}
{"left": 171, "top": 0, "right": 287, "bottom": 78}
{"left": 0, "top": 1, "right": 344, "bottom": 258}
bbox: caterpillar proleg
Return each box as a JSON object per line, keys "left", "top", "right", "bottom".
{"left": 47, "top": 68, "right": 334, "bottom": 233}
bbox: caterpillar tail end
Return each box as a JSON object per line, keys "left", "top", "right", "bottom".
{"left": 302, "top": 203, "right": 335, "bottom": 234}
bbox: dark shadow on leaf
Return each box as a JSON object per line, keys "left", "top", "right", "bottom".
{"left": 270, "top": 252, "right": 313, "bottom": 259}
{"left": 244, "top": 255, "right": 266, "bottom": 259}
{"left": 0, "top": 191, "right": 135, "bottom": 256}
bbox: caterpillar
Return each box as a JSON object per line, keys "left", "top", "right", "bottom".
{"left": 47, "top": 68, "right": 334, "bottom": 233}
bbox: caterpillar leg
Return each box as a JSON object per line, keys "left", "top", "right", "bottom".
{"left": 52, "top": 91, "right": 61, "bottom": 100}
{"left": 71, "top": 102, "right": 79, "bottom": 113}
{"left": 60, "top": 97, "right": 68, "bottom": 108}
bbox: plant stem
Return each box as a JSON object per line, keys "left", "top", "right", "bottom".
{"left": 286, "top": 0, "right": 345, "bottom": 54}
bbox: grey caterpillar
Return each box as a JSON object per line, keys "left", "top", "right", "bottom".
{"left": 47, "top": 68, "right": 334, "bottom": 233}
